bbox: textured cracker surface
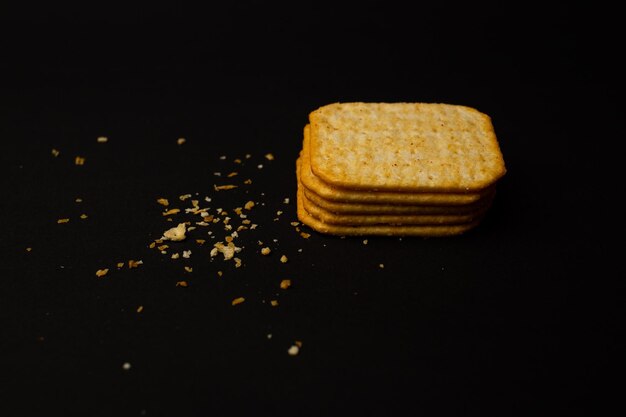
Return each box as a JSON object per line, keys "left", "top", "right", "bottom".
{"left": 296, "top": 180, "right": 483, "bottom": 237}
{"left": 309, "top": 102, "right": 506, "bottom": 192}
{"left": 300, "top": 127, "right": 494, "bottom": 205}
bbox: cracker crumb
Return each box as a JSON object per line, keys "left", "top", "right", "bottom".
{"left": 171, "top": 253, "right": 180, "bottom": 259}
{"left": 97, "top": 136, "right": 108, "bottom": 143}
{"left": 75, "top": 198, "right": 83, "bottom": 203}
{"left": 182, "top": 250, "right": 192, "bottom": 259}
{"left": 122, "top": 362, "right": 131, "bottom": 370}
{"left": 261, "top": 247, "right": 271, "bottom": 255}
{"left": 177, "top": 137, "right": 186, "bottom": 145}
{"left": 264, "top": 153, "right": 274, "bottom": 161}
{"left": 244, "top": 179, "right": 252, "bottom": 185}
{"left": 283, "top": 198, "right": 290, "bottom": 204}
{"left": 227, "top": 172, "right": 238, "bottom": 178}
{"left": 116, "top": 262, "right": 124, "bottom": 269}
{"left": 244, "top": 200, "right": 255, "bottom": 210}
{"left": 184, "top": 266, "right": 193, "bottom": 273}
{"left": 214, "top": 184, "right": 238, "bottom": 191}
{"left": 270, "top": 300, "right": 279, "bottom": 307}
{"left": 195, "top": 239, "right": 206, "bottom": 245}
{"left": 280, "top": 279, "right": 291, "bottom": 289}
{"left": 136, "top": 306, "right": 143, "bottom": 313}
{"left": 379, "top": 263, "right": 384, "bottom": 269}
{"left": 96, "top": 268, "right": 109, "bottom": 277}
{"left": 231, "top": 297, "right": 245, "bottom": 306}
{"left": 51, "top": 148, "right": 60, "bottom": 157}
{"left": 176, "top": 281, "right": 188, "bottom": 287}
{"left": 363, "top": 239, "right": 368, "bottom": 245}
{"left": 217, "top": 271, "right": 223, "bottom": 277}
{"left": 157, "top": 198, "right": 169, "bottom": 206}
{"left": 162, "top": 208, "right": 180, "bottom": 216}
{"left": 300, "top": 232, "right": 311, "bottom": 239}
{"left": 26, "top": 247, "right": 32, "bottom": 252}
{"left": 280, "top": 255, "right": 288, "bottom": 263}
{"left": 80, "top": 214, "right": 88, "bottom": 219}
{"left": 128, "top": 260, "right": 143, "bottom": 268}
{"left": 287, "top": 345, "right": 299, "bottom": 356}
{"left": 57, "top": 218, "right": 70, "bottom": 224}
{"left": 162, "top": 223, "right": 187, "bottom": 241}
{"left": 74, "top": 156, "right": 85, "bottom": 165}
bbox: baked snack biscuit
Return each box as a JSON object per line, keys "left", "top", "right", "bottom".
{"left": 296, "top": 102, "right": 506, "bottom": 237}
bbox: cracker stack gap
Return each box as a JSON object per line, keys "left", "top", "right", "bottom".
{"left": 295, "top": 102, "right": 506, "bottom": 237}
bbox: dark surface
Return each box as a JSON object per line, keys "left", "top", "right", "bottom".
{"left": 1, "top": 3, "right": 623, "bottom": 416}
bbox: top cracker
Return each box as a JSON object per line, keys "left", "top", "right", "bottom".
{"left": 308, "top": 102, "right": 506, "bottom": 192}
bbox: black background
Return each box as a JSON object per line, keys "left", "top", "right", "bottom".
{"left": 1, "top": 2, "right": 623, "bottom": 416}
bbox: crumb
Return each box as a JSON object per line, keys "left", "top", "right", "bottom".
{"left": 379, "top": 263, "right": 384, "bottom": 269}
{"left": 363, "top": 239, "right": 368, "bottom": 245}
{"left": 162, "top": 223, "right": 187, "bottom": 241}
{"left": 214, "top": 184, "right": 238, "bottom": 191}
{"left": 177, "top": 137, "right": 186, "bottom": 145}
{"left": 195, "top": 239, "right": 205, "bottom": 245}
{"left": 162, "top": 208, "right": 180, "bottom": 216}
{"left": 157, "top": 198, "right": 169, "bottom": 206}
{"left": 116, "top": 262, "right": 124, "bottom": 269}
{"left": 75, "top": 198, "right": 83, "bottom": 203}
{"left": 231, "top": 297, "right": 245, "bottom": 306}
{"left": 261, "top": 247, "right": 271, "bottom": 255}
{"left": 290, "top": 222, "right": 300, "bottom": 226}
{"left": 57, "top": 218, "right": 70, "bottom": 224}
{"left": 270, "top": 300, "right": 279, "bottom": 307}
{"left": 244, "top": 179, "right": 252, "bottom": 185}
{"left": 179, "top": 194, "right": 192, "bottom": 201}
{"left": 227, "top": 172, "right": 238, "bottom": 178}
{"left": 257, "top": 164, "right": 263, "bottom": 169}
{"left": 96, "top": 268, "right": 109, "bottom": 277}
{"left": 51, "top": 148, "right": 60, "bottom": 157}
{"left": 122, "top": 362, "right": 131, "bottom": 370}
{"left": 234, "top": 258, "right": 242, "bottom": 268}
{"left": 244, "top": 200, "right": 255, "bottom": 210}
{"left": 217, "top": 271, "right": 223, "bottom": 277}
{"left": 283, "top": 198, "right": 290, "bottom": 204}
{"left": 300, "top": 232, "right": 311, "bottom": 239}
{"left": 280, "top": 255, "right": 288, "bottom": 263}
{"left": 171, "top": 253, "right": 180, "bottom": 259}
{"left": 97, "top": 136, "right": 108, "bottom": 143}
{"left": 184, "top": 266, "right": 193, "bottom": 273}
{"left": 157, "top": 244, "right": 169, "bottom": 251}
{"left": 80, "top": 214, "right": 88, "bottom": 219}
{"left": 176, "top": 281, "right": 188, "bottom": 287}
{"left": 265, "top": 153, "right": 274, "bottom": 161}
{"left": 128, "top": 260, "right": 143, "bottom": 268}
{"left": 287, "top": 345, "right": 299, "bottom": 356}
{"left": 280, "top": 279, "right": 291, "bottom": 289}
{"left": 136, "top": 306, "right": 144, "bottom": 313}
{"left": 26, "top": 247, "right": 32, "bottom": 252}
{"left": 182, "top": 250, "right": 192, "bottom": 258}
{"left": 74, "top": 156, "right": 85, "bottom": 165}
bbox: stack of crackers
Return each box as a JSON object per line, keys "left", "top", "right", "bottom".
{"left": 296, "top": 102, "right": 506, "bottom": 237}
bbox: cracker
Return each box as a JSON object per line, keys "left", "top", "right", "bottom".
{"left": 300, "top": 125, "right": 494, "bottom": 206}
{"left": 296, "top": 181, "right": 483, "bottom": 237}
{"left": 301, "top": 186, "right": 491, "bottom": 226}
{"left": 308, "top": 102, "right": 506, "bottom": 192}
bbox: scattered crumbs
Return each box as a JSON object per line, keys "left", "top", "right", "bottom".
{"left": 80, "top": 214, "right": 88, "bottom": 219}
{"left": 157, "top": 244, "right": 169, "bottom": 251}
{"left": 179, "top": 194, "right": 192, "bottom": 201}
{"left": 177, "top": 137, "right": 186, "bottom": 145}
{"left": 184, "top": 266, "right": 193, "bottom": 273}
{"left": 26, "top": 247, "right": 32, "bottom": 252}
{"left": 234, "top": 258, "right": 242, "bottom": 268}
{"left": 182, "top": 250, "right": 192, "bottom": 259}
{"left": 122, "top": 362, "right": 131, "bottom": 371}
{"left": 270, "top": 300, "right": 279, "bottom": 307}
{"left": 280, "top": 279, "right": 291, "bottom": 289}
{"left": 379, "top": 263, "right": 385, "bottom": 269}
{"left": 157, "top": 198, "right": 169, "bottom": 206}
{"left": 300, "top": 232, "right": 311, "bottom": 239}
{"left": 363, "top": 239, "right": 368, "bottom": 245}
{"left": 261, "top": 247, "right": 271, "bottom": 256}
{"left": 116, "top": 262, "right": 124, "bottom": 269}
{"left": 97, "top": 136, "right": 108, "bottom": 143}
{"left": 231, "top": 297, "right": 245, "bottom": 306}
{"left": 51, "top": 148, "right": 60, "bottom": 157}
{"left": 162, "top": 223, "right": 187, "bottom": 241}
{"left": 176, "top": 281, "right": 188, "bottom": 287}
{"left": 136, "top": 305, "right": 144, "bottom": 313}
{"left": 287, "top": 344, "right": 300, "bottom": 356}
{"left": 162, "top": 208, "right": 180, "bottom": 216}
{"left": 95, "top": 268, "right": 109, "bottom": 277}
{"left": 128, "top": 260, "right": 143, "bottom": 269}
{"left": 214, "top": 184, "right": 238, "bottom": 191}
{"left": 57, "top": 218, "right": 70, "bottom": 224}
{"left": 74, "top": 156, "right": 85, "bottom": 165}
{"left": 244, "top": 200, "right": 255, "bottom": 210}
{"left": 264, "top": 153, "right": 274, "bottom": 161}
{"left": 171, "top": 253, "right": 180, "bottom": 259}
{"left": 244, "top": 179, "right": 252, "bottom": 185}
{"left": 280, "top": 255, "right": 288, "bottom": 263}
